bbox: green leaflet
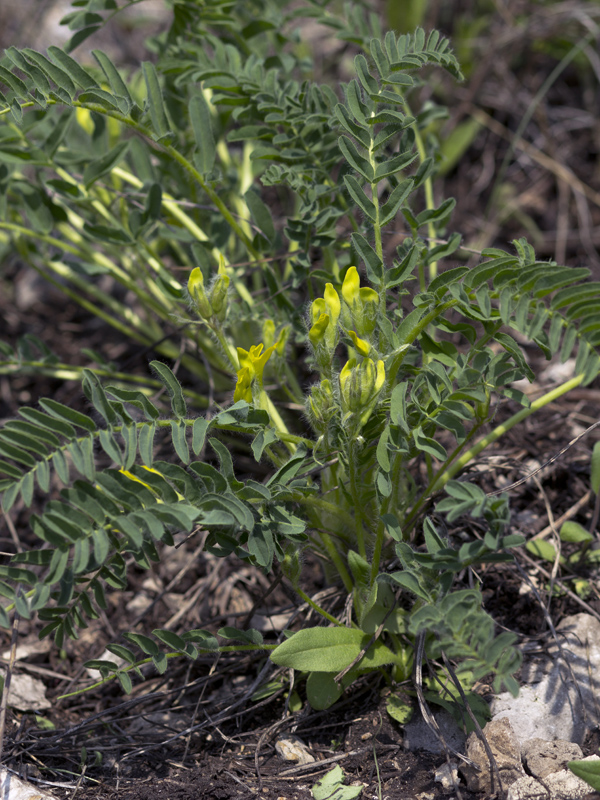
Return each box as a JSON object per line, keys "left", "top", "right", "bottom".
{"left": 190, "top": 92, "right": 216, "bottom": 174}
{"left": 149, "top": 361, "right": 187, "bottom": 419}
{"left": 48, "top": 46, "right": 99, "bottom": 90}
{"left": 38, "top": 399, "right": 95, "bottom": 433}
{"left": 21, "top": 49, "right": 76, "bottom": 98}
{"left": 343, "top": 175, "right": 376, "bottom": 221}
{"left": 92, "top": 50, "right": 134, "bottom": 108}
{"left": 142, "top": 62, "right": 171, "bottom": 139}
{"left": 270, "top": 627, "right": 396, "bottom": 672}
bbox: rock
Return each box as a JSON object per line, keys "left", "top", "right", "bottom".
{"left": 0, "top": 769, "right": 59, "bottom": 800}
{"left": 508, "top": 754, "right": 600, "bottom": 800}
{"left": 0, "top": 671, "right": 51, "bottom": 712}
{"left": 506, "top": 775, "right": 548, "bottom": 800}
{"left": 544, "top": 758, "right": 600, "bottom": 800}
{"left": 461, "top": 717, "right": 525, "bottom": 794}
{"left": 434, "top": 761, "right": 460, "bottom": 791}
{"left": 492, "top": 614, "right": 600, "bottom": 744}
{"left": 403, "top": 709, "right": 466, "bottom": 754}
{"left": 275, "top": 734, "right": 315, "bottom": 765}
{"left": 522, "top": 739, "right": 583, "bottom": 779}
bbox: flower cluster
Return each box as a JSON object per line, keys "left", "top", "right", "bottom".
{"left": 307, "top": 267, "right": 385, "bottom": 434}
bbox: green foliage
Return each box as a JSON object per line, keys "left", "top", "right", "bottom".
{"left": 311, "top": 765, "right": 364, "bottom": 800}
{"left": 311, "top": 765, "right": 363, "bottom": 800}
{"left": 1, "top": 0, "right": 599, "bottom": 717}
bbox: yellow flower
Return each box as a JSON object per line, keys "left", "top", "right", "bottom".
{"left": 341, "top": 266, "right": 379, "bottom": 335}
{"left": 233, "top": 366, "right": 253, "bottom": 403}
{"left": 309, "top": 312, "right": 330, "bottom": 348}
{"left": 309, "top": 284, "right": 340, "bottom": 352}
{"left": 233, "top": 343, "right": 276, "bottom": 402}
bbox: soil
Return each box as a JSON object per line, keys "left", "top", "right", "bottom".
{"left": 1, "top": 2, "right": 600, "bottom": 800}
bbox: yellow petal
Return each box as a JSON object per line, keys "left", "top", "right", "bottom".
{"left": 324, "top": 283, "right": 341, "bottom": 323}
{"left": 347, "top": 330, "right": 371, "bottom": 357}
{"left": 342, "top": 266, "right": 360, "bottom": 306}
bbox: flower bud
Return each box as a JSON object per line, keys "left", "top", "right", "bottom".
{"left": 358, "top": 287, "right": 379, "bottom": 335}
{"left": 209, "top": 264, "right": 230, "bottom": 322}
{"left": 274, "top": 325, "right": 290, "bottom": 357}
{"left": 188, "top": 267, "right": 213, "bottom": 320}
{"left": 281, "top": 545, "right": 302, "bottom": 587}
{"left": 307, "top": 379, "right": 335, "bottom": 434}
{"left": 262, "top": 319, "right": 276, "bottom": 349}
{"left": 339, "top": 358, "right": 385, "bottom": 419}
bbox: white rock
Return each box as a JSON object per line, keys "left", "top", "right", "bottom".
{"left": 275, "top": 734, "right": 315, "bottom": 765}
{"left": 0, "top": 671, "right": 50, "bottom": 712}
{"left": 492, "top": 613, "right": 600, "bottom": 744}
{"left": 434, "top": 761, "right": 460, "bottom": 790}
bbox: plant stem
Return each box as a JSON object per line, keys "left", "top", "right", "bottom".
{"left": 290, "top": 492, "right": 357, "bottom": 536}
{"left": 405, "top": 99, "right": 437, "bottom": 287}
{"left": 316, "top": 531, "right": 354, "bottom": 593}
{"left": 403, "top": 419, "right": 485, "bottom": 534}
{"left": 295, "top": 587, "right": 344, "bottom": 626}
{"left": 348, "top": 440, "right": 368, "bottom": 559}
{"left": 430, "top": 373, "right": 586, "bottom": 492}
{"left": 387, "top": 299, "right": 457, "bottom": 384}
{"left": 369, "top": 518, "right": 386, "bottom": 585}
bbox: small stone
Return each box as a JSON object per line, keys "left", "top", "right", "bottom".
{"left": 522, "top": 739, "right": 583, "bottom": 779}
{"left": 506, "top": 775, "right": 549, "bottom": 800}
{"left": 462, "top": 717, "right": 525, "bottom": 794}
{"left": 434, "top": 761, "right": 460, "bottom": 791}
{"left": 274, "top": 734, "right": 315, "bottom": 765}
